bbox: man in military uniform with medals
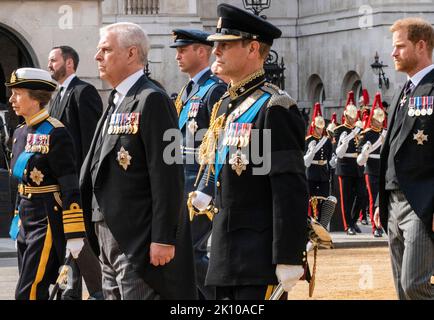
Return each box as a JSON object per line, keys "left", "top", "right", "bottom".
{"left": 170, "top": 29, "right": 226, "bottom": 300}
{"left": 333, "top": 91, "right": 364, "bottom": 235}
{"left": 357, "top": 92, "right": 386, "bottom": 237}
{"left": 190, "top": 4, "right": 309, "bottom": 300}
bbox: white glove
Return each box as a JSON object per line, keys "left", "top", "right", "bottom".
{"left": 304, "top": 151, "right": 315, "bottom": 167}
{"left": 275, "top": 264, "right": 304, "bottom": 293}
{"left": 306, "top": 241, "right": 314, "bottom": 253}
{"left": 66, "top": 238, "right": 85, "bottom": 259}
{"left": 357, "top": 142, "right": 371, "bottom": 166}
{"left": 336, "top": 142, "right": 349, "bottom": 158}
{"left": 191, "top": 191, "right": 212, "bottom": 211}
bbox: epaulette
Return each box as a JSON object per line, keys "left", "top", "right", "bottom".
{"left": 262, "top": 82, "right": 296, "bottom": 109}
{"left": 362, "top": 128, "right": 372, "bottom": 134}
{"left": 305, "top": 135, "right": 313, "bottom": 140}
{"left": 334, "top": 124, "right": 345, "bottom": 131}
{"left": 47, "top": 117, "right": 65, "bottom": 128}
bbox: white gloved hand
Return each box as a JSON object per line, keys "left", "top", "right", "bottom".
{"left": 191, "top": 191, "right": 212, "bottom": 211}
{"left": 275, "top": 264, "right": 304, "bottom": 293}
{"left": 66, "top": 238, "right": 85, "bottom": 259}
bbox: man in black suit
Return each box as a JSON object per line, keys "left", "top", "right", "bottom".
{"left": 375, "top": 17, "right": 434, "bottom": 300}
{"left": 48, "top": 46, "right": 103, "bottom": 300}
{"left": 170, "top": 29, "right": 226, "bottom": 300}
{"left": 80, "top": 22, "right": 196, "bottom": 300}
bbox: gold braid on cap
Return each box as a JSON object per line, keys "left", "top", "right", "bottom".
{"left": 175, "top": 84, "right": 187, "bottom": 116}
{"left": 194, "top": 97, "right": 226, "bottom": 187}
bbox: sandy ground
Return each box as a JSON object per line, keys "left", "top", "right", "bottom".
{"left": 288, "top": 247, "right": 397, "bottom": 300}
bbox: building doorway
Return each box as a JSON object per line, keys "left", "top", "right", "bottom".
{"left": 0, "top": 24, "right": 37, "bottom": 237}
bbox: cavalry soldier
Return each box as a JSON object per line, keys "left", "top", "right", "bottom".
{"left": 357, "top": 92, "right": 386, "bottom": 237}
{"left": 6, "top": 68, "right": 86, "bottom": 299}
{"left": 190, "top": 4, "right": 308, "bottom": 300}
{"left": 304, "top": 103, "right": 333, "bottom": 198}
{"left": 170, "top": 28, "right": 226, "bottom": 300}
{"left": 333, "top": 91, "right": 364, "bottom": 235}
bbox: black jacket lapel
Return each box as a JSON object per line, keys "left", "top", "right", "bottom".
{"left": 395, "top": 79, "right": 434, "bottom": 155}
{"left": 97, "top": 75, "right": 146, "bottom": 172}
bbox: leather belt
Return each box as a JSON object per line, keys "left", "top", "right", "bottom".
{"left": 311, "top": 160, "right": 328, "bottom": 166}
{"left": 18, "top": 184, "right": 60, "bottom": 198}
{"left": 343, "top": 153, "right": 357, "bottom": 158}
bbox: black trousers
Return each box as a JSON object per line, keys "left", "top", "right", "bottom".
{"left": 16, "top": 218, "right": 59, "bottom": 300}
{"left": 216, "top": 285, "right": 277, "bottom": 300}
{"left": 185, "top": 170, "right": 214, "bottom": 300}
{"left": 308, "top": 180, "right": 330, "bottom": 198}
{"left": 337, "top": 175, "right": 366, "bottom": 230}
{"left": 365, "top": 174, "right": 379, "bottom": 233}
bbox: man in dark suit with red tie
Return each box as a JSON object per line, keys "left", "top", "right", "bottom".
{"left": 375, "top": 17, "right": 434, "bottom": 300}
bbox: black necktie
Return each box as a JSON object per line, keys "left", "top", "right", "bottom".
{"left": 393, "top": 80, "right": 414, "bottom": 134}
{"left": 92, "top": 89, "right": 117, "bottom": 169}
{"left": 182, "top": 80, "right": 194, "bottom": 103}
{"left": 103, "top": 89, "right": 117, "bottom": 135}
{"left": 50, "top": 87, "right": 64, "bottom": 116}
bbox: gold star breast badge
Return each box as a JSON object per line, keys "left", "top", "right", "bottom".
{"left": 117, "top": 146, "right": 132, "bottom": 170}
{"left": 413, "top": 130, "right": 428, "bottom": 145}
{"left": 30, "top": 167, "right": 44, "bottom": 185}
{"left": 229, "top": 149, "right": 248, "bottom": 176}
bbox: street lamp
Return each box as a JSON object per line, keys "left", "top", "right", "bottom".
{"left": 370, "top": 51, "right": 390, "bottom": 89}
{"left": 242, "top": 0, "right": 271, "bottom": 17}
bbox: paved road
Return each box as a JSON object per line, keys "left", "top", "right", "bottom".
{"left": 0, "top": 258, "right": 18, "bottom": 300}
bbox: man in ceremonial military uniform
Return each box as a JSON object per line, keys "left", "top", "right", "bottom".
{"left": 6, "top": 68, "right": 86, "bottom": 299}
{"left": 304, "top": 103, "right": 333, "bottom": 199}
{"left": 357, "top": 92, "right": 386, "bottom": 237}
{"left": 333, "top": 91, "right": 364, "bottom": 235}
{"left": 190, "top": 4, "right": 308, "bottom": 300}
{"left": 170, "top": 29, "right": 226, "bottom": 300}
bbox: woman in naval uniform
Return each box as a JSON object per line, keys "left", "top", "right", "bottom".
{"left": 6, "top": 68, "right": 86, "bottom": 300}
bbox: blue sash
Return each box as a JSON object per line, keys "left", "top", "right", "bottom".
{"left": 9, "top": 212, "right": 20, "bottom": 241}
{"left": 179, "top": 78, "right": 217, "bottom": 130}
{"left": 13, "top": 121, "right": 54, "bottom": 182}
{"left": 215, "top": 92, "right": 271, "bottom": 179}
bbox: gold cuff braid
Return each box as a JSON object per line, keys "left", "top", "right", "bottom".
{"left": 187, "top": 192, "right": 218, "bottom": 222}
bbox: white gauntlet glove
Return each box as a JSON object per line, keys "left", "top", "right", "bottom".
{"left": 275, "top": 264, "right": 304, "bottom": 293}
{"left": 66, "top": 238, "right": 84, "bottom": 259}
{"left": 191, "top": 191, "right": 212, "bottom": 211}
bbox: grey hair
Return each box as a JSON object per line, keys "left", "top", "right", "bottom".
{"left": 100, "top": 22, "right": 150, "bottom": 65}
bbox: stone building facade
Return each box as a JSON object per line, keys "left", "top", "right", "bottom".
{"left": 0, "top": 0, "right": 433, "bottom": 117}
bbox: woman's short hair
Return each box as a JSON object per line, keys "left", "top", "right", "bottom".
{"left": 27, "top": 89, "right": 53, "bottom": 108}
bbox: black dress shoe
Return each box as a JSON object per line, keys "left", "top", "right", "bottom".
{"left": 347, "top": 227, "right": 357, "bottom": 235}
{"left": 373, "top": 229, "right": 382, "bottom": 237}
{"left": 353, "top": 224, "right": 362, "bottom": 233}
{"left": 361, "top": 219, "right": 369, "bottom": 225}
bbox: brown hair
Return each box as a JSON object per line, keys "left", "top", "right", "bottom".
{"left": 242, "top": 40, "right": 271, "bottom": 60}
{"left": 27, "top": 89, "right": 53, "bottom": 108}
{"left": 390, "top": 18, "right": 434, "bottom": 55}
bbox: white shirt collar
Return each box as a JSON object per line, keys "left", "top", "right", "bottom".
{"left": 114, "top": 69, "right": 144, "bottom": 107}
{"left": 191, "top": 67, "right": 210, "bottom": 85}
{"left": 408, "top": 64, "right": 434, "bottom": 87}
{"left": 59, "top": 73, "right": 76, "bottom": 98}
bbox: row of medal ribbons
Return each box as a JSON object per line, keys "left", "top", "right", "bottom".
{"left": 25, "top": 133, "right": 50, "bottom": 154}
{"left": 222, "top": 123, "right": 252, "bottom": 148}
{"left": 408, "top": 96, "right": 434, "bottom": 117}
{"left": 108, "top": 112, "right": 140, "bottom": 135}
